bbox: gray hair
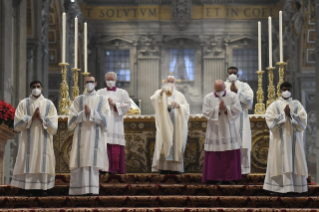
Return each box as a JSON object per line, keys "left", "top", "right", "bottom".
{"left": 105, "top": 72, "right": 118, "bottom": 80}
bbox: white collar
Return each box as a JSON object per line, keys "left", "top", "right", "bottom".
{"left": 29, "top": 94, "right": 44, "bottom": 101}
{"left": 85, "top": 90, "right": 97, "bottom": 96}
{"left": 279, "top": 97, "right": 293, "bottom": 103}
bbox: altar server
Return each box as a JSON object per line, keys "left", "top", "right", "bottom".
{"left": 151, "top": 76, "right": 189, "bottom": 174}
{"left": 68, "top": 75, "right": 110, "bottom": 195}
{"left": 225, "top": 67, "right": 254, "bottom": 174}
{"left": 202, "top": 80, "right": 242, "bottom": 185}
{"left": 97, "top": 72, "right": 131, "bottom": 174}
{"left": 11, "top": 80, "right": 58, "bottom": 197}
{"left": 263, "top": 82, "right": 308, "bottom": 195}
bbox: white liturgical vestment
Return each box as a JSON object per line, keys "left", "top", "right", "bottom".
{"left": 11, "top": 94, "right": 58, "bottom": 190}
{"left": 68, "top": 91, "right": 110, "bottom": 171}
{"left": 263, "top": 97, "right": 308, "bottom": 193}
{"left": 225, "top": 80, "right": 254, "bottom": 174}
{"left": 68, "top": 91, "right": 110, "bottom": 195}
{"left": 97, "top": 87, "right": 131, "bottom": 146}
{"left": 202, "top": 90, "right": 242, "bottom": 152}
{"left": 151, "top": 89, "right": 190, "bottom": 172}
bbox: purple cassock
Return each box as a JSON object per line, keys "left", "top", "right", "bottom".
{"left": 106, "top": 86, "right": 126, "bottom": 174}
{"left": 201, "top": 90, "right": 243, "bottom": 183}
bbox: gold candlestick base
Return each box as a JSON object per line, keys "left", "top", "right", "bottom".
{"left": 71, "top": 68, "right": 81, "bottom": 100}
{"left": 58, "top": 62, "right": 72, "bottom": 115}
{"left": 82, "top": 72, "right": 90, "bottom": 94}
{"left": 254, "top": 70, "right": 266, "bottom": 114}
{"left": 276, "top": 62, "right": 287, "bottom": 100}
{"left": 266, "top": 67, "right": 276, "bottom": 108}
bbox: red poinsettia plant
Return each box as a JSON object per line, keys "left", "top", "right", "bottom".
{"left": 0, "top": 100, "right": 16, "bottom": 129}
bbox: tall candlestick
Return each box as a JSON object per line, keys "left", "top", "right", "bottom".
{"left": 279, "top": 11, "right": 283, "bottom": 62}
{"left": 268, "top": 16, "right": 272, "bottom": 67}
{"left": 84, "top": 22, "right": 87, "bottom": 73}
{"left": 258, "top": 21, "right": 262, "bottom": 71}
{"left": 74, "top": 17, "right": 78, "bottom": 68}
{"left": 62, "top": 13, "right": 66, "bottom": 63}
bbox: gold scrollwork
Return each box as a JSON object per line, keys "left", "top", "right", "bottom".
{"left": 276, "top": 62, "right": 287, "bottom": 100}
{"left": 254, "top": 70, "right": 266, "bottom": 114}
{"left": 59, "top": 63, "right": 71, "bottom": 115}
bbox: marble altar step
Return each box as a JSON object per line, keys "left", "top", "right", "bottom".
{"left": 1, "top": 208, "right": 319, "bottom": 212}
{"left": 0, "top": 196, "right": 318, "bottom": 208}
{"left": 55, "top": 174, "right": 313, "bottom": 185}
{"left": 0, "top": 184, "right": 317, "bottom": 197}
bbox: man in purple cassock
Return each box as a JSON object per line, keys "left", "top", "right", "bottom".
{"left": 202, "top": 80, "right": 242, "bottom": 185}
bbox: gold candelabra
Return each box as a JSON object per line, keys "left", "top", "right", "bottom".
{"left": 276, "top": 62, "right": 287, "bottom": 100}
{"left": 254, "top": 70, "right": 266, "bottom": 114}
{"left": 82, "top": 72, "right": 90, "bottom": 94}
{"left": 266, "top": 67, "right": 276, "bottom": 108}
{"left": 71, "top": 68, "right": 81, "bottom": 100}
{"left": 58, "top": 63, "right": 72, "bottom": 115}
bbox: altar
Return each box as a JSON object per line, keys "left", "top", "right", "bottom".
{"left": 53, "top": 114, "right": 269, "bottom": 174}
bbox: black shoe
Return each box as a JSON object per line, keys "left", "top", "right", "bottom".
{"left": 39, "top": 191, "right": 48, "bottom": 197}
{"left": 26, "top": 191, "right": 34, "bottom": 197}
{"left": 159, "top": 170, "right": 170, "bottom": 175}
{"left": 225, "top": 181, "right": 237, "bottom": 185}
{"left": 99, "top": 171, "right": 108, "bottom": 175}
{"left": 170, "top": 171, "right": 182, "bottom": 175}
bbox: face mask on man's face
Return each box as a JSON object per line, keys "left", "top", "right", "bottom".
{"left": 106, "top": 80, "right": 116, "bottom": 88}
{"left": 281, "top": 90, "right": 291, "bottom": 99}
{"left": 228, "top": 74, "right": 237, "bottom": 82}
{"left": 32, "top": 88, "right": 41, "bottom": 96}
{"left": 216, "top": 90, "right": 225, "bottom": 97}
{"left": 86, "top": 83, "right": 95, "bottom": 92}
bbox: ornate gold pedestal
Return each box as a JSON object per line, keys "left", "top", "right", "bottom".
{"left": 266, "top": 67, "right": 276, "bottom": 108}
{"left": 58, "top": 63, "right": 71, "bottom": 115}
{"left": 276, "top": 62, "right": 287, "bottom": 99}
{"left": 254, "top": 70, "right": 266, "bottom": 114}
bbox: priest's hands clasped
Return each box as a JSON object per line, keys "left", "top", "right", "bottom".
{"left": 84, "top": 104, "right": 91, "bottom": 114}
{"left": 32, "top": 107, "right": 42, "bottom": 121}
{"left": 284, "top": 104, "right": 290, "bottom": 117}
{"left": 230, "top": 81, "right": 238, "bottom": 93}
{"left": 171, "top": 101, "right": 180, "bottom": 109}
{"left": 219, "top": 100, "right": 226, "bottom": 111}
{"left": 108, "top": 98, "right": 116, "bottom": 106}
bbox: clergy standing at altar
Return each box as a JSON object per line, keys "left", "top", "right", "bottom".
{"left": 225, "top": 67, "right": 254, "bottom": 174}
{"left": 202, "top": 80, "right": 242, "bottom": 185}
{"left": 151, "top": 76, "right": 190, "bottom": 174}
{"left": 68, "top": 75, "right": 110, "bottom": 195}
{"left": 263, "top": 82, "right": 308, "bottom": 195}
{"left": 97, "top": 72, "right": 131, "bottom": 174}
{"left": 11, "top": 80, "right": 58, "bottom": 197}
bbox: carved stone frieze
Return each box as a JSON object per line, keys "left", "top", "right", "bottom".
{"left": 171, "top": 0, "right": 192, "bottom": 31}
{"left": 200, "top": 35, "right": 227, "bottom": 58}
{"left": 137, "top": 35, "right": 162, "bottom": 58}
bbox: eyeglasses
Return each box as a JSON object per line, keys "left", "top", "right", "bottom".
{"left": 85, "top": 81, "right": 95, "bottom": 84}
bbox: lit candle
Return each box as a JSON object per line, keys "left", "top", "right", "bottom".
{"left": 268, "top": 16, "right": 272, "bottom": 67}
{"left": 258, "top": 21, "right": 262, "bottom": 71}
{"left": 279, "top": 11, "right": 283, "bottom": 62}
{"left": 62, "top": 12, "right": 66, "bottom": 63}
{"left": 74, "top": 16, "right": 78, "bottom": 68}
{"left": 84, "top": 22, "right": 87, "bottom": 73}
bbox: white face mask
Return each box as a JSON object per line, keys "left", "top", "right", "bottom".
{"left": 281, "top": 90, "right": 291, "bottom": 99}
{"left": 32, "top": 88, "right": 41, "bottom": 96}
{"left": 217, "top": 90, "right": 225, "bottom": 97}
{"left": 86, "top": 83, "right": 95, "bottom": 92}
{"left": 228, "top": 74, "right": 237, "bottom": 82}
{"left": 106, "top": 80, "right": 116, "bottom": 88}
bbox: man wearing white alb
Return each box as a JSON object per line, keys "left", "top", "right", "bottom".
{"left": 68, "top": 75, "right": 110, "bottom": 195}
{"left": 97, "top": 72, "right": 131, "bottom": 174}
{"left": 151, "top": 75, "right": 190, "bottom": 174}
{"left": 263, "top": 82, "right": 308, "bottom": 195}
{"left": 225, "top": 67, "right": 254, "bottom": 174}
{"left": 11, "top": 80, "right": 58, "bottom": 197}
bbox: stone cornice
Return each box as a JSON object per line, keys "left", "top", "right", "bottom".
{"left": 82, "top": 0, "right": 280, "bottom": 5}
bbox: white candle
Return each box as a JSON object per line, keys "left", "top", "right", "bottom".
{"left": 268, "top": 16, "right": 272, "bottom": 67}
{"left": 84, "top": 22, "right": 87, "bottom": 73}
{"left": 279, "top": 11, "right": 283, "bottom": 62}
{"left": 74, "top": 16, "right": 78, "bottom": 68}
{"left": 62, "top": 12, "right": 66, "bottom": 63}
{"left": 258, "top": 21, "right": 262, "bottom": 71}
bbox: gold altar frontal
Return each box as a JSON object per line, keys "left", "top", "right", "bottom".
{"left": 54, "top": 115, "right": 268, "bottom": 174}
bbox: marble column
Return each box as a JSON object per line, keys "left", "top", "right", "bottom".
{"left": 138, "top": 58, "right": 160, "bottom": 115}
{"left": 314, "top": 0, "right": 319, "bottom": 184}
{"left": 0, "top": 0, "right": 27, "bottom": 184}
{"left": 203, "top": 58, "right": 225, "bottom": 95}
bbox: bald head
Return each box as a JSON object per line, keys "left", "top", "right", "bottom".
{"left": 166, "top": 76, "right": 176, "bottom": 84}
{"left": 214, "top": 80, "right": 225, "bottom": 92}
